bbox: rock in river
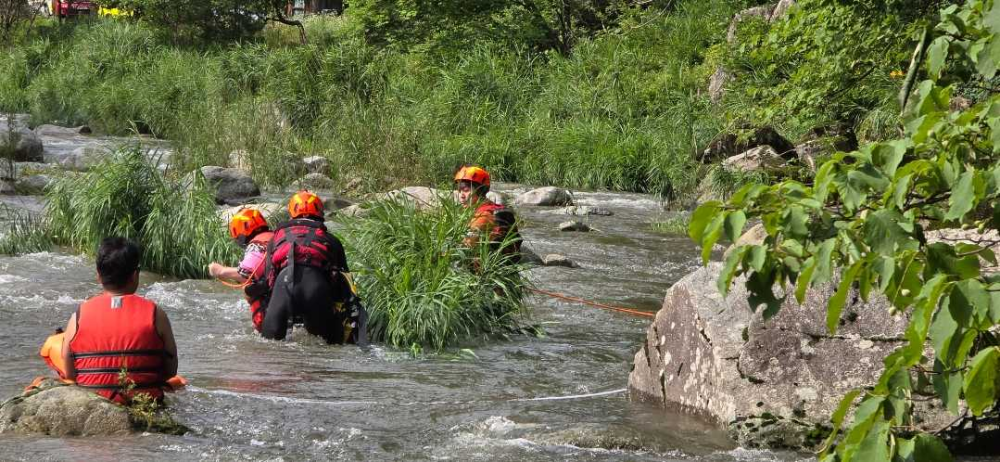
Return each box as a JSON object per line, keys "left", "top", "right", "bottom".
{"left": 558, "top": 221, "right": 591, "bottom": 232}
{"left": 194, "top": 166, "right": 260, "bottom": 205}
{"left": 0, "top": 379, "right": 132, "bottom": 436}
{"left": 0, "top": 127, "right": 43, "bottom": 162}
{"left": 628, "top": 262, "right": 959, "bottom": 450}
{"left": 515, "top": 187, "right": 573, "bottom": 207}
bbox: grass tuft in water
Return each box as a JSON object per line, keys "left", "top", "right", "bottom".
{"left": 340, "top": 198, "right": 527, "bottom": 351}
{"left": 44, "top": 146, "right": 238, "bottom": 278}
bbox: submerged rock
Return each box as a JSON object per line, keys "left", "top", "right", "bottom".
{"left": 556, "top": 205, "right": 613, "bottom": 217}
{"left": 558, "top": 221, "right": 591, "bottom": 232}
{"left": 515, "top": 187, "right": 573, "bottom": 207}
{"left": 542, "top": 254, "right": 576, "bottom": 268}
{"left": 0, "top": 380, "right": 132, "bottom": 436}
{"left": 195, "top": 166, "right": 260, "bottom": 205}
{"left": 628, "top": 262, "right": 958, "bottom": 450}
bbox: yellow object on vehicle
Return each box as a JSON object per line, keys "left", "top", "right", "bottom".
{"left": 98, "top": 6, "right": 132, "bottom": 17}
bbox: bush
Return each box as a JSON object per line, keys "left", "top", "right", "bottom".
{"left": 44, "top": 146, "right": 238, "bottom": 278}
{"left": 340, "top": 198, "right": 527, "bottom": 350}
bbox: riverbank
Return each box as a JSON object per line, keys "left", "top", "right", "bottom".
{"left": 0, "top": 2, "right": 736, "bottom": 197}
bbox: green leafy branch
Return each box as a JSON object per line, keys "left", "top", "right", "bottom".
{"left": 691, "top": 1, "right": 1000, "bottom": 460}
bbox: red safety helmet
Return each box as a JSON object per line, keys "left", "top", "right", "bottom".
{"left": 454, "top": 166, "right": 490, "bottom": 189}
{"left": 229, "top": 208, "right": 269, "bottom": 244}
{"left": 288, "top": 190, "right": 324, "bottom": 219}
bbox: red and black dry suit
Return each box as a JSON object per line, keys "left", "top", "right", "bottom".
{"left": 263, "top": 218, "right": 351, "bottom": 343}
{"left": 242, "top": 231, "right": 274, "bottom": 332}
{"left": 68, "top": 294, "right": 169, "bottom": 404}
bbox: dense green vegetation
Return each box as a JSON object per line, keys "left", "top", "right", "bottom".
{"left": 340, "top": 199, "right": 526, "bottom": 350}
{"left": 0, "top": 147, "right": 241, "bottom": 277}
{"left": 692, "top": 0, "right": 1000, "bottom": 460}
{"left": 0, "top": 0, "right": 747, "bottom": 196}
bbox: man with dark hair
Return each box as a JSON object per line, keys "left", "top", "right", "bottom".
{"left": 59, "top": 237, "right": 178, "bottom": 404}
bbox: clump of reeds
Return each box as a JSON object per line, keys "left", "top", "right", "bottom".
{"left": 44, "top": 146, "right": 238, "bottom": 278}
{"left": 340, "top": 198, "right": 527, "bottom": 351}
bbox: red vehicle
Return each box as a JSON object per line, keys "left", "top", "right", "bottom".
{"left": 50, "top": 0, "right": 93, "bottom": 18}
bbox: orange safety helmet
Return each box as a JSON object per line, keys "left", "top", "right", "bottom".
{"left": 288, "top": 190, "right": 324, "bottom": 219}
{"left": 229, "top": 208, "right": 269, "bottom": 244}
{"left": 454, "top": 166, "right": 491, "bottom": 188}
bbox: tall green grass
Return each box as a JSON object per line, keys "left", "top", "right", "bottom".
{"left": 0, "top": 1, "right": 738, "bottom": 198}
{"left": 44, "top": 147, "right": 238, "bottom": 278}
{"left": 340, "top": 198, "right": 527, "bottom": 350}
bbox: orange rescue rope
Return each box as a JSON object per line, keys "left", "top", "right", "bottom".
{"left": 528, "top": 287, "right": 655, "bottom": 318}
{"left": 215, "top": 259, "right": 264, "bottom": 289}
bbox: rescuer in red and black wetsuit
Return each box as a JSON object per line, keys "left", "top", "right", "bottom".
{"left": 60, "top": 237, "right": 179, "bottom": 404}
{"left": 263, "top": 191, "right": 357, "bottom": 344}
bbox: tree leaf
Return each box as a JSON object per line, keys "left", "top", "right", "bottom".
{"left": 927, "top": 36, "right": 950, "bottom": 80}
{"left": 813, "top": 238, "right": 837, "bottom": 285}
{"left": 828, "top": 261, "right": 863, "bottom": 335}
{"left": 796, "top": 257, "right": 817, "bottom": 304}
{"left": 963, "top": 347, "right": 999, "bottom": 416}
{"left": 944, "top": 170, "right": 975, "bottom": 222}
{"left": 864, "top": 210, "right": 912, "bottom": 256}
{"left": 852, "top": 420, "right": 890, "bottom": 462}
{"left": 700, "top": 213, "right": 725, "bottom": 264}
{"left": 718, "top": 246, "right": 747, "bottom": 296}
{"left": 950, "top": 279, "right": 988, "bottom": 326}
{"left": 724, "top": 210, "right": 747, "bottom": 243}
{"left": 689, "top": 201, "right": 722, "bottom": 243}
{"left": 912, "top": 433, "right": 953, "bottom": 462}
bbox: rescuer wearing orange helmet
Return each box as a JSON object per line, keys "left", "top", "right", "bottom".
{"left": 208, "top": 208, "right": 274, "bottom": 333}
{"left": 60, "top": 237, "right": 178, "bottom": 404}
{"left": 454, "top": 166, "right": 522, "bottom": 260}
{"left": 262, "top": 191, "right": 364, "bottom": 344}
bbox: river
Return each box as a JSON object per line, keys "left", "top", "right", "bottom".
{"left": 0, "top": 185, "right": 810, "bottom": 461}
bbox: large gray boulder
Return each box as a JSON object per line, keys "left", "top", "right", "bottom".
{"left": 629, "top": 262, "right": 956, "bottom": 449}
{"left": 0, "top": 127, "right": 43, "bottom": 162}
{"left": 515, "top": 187, "right": 573, "bottom": 207}
{"left": 197, "top": 166, "right": 260, "bottom": 205}
{"left": 14, "top": 174, "right": 52, "bottom": 195}
{"left": 0, "top": 380, "right": 132, "bottom": 436}
{"left": 722, "top": 145, "right": 785, "bottom": 172}
{"left": 381, "top": 186, "right": 450, "bottom": 209}
{"left": 33, "top": 125, "right": 91, "bottom": 137}
{"left": 295, "top": 172, "right": 336, "bottom": 191}
{"left": 58, "top": 146, "right": 107, "bottom": 171}
{"left": 702, "top": 127, "right": 795, "bottom": 163}
{"left": 301, "top": 156, "right": 330, "bottom": 175}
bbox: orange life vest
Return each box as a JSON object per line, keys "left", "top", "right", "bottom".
{"left": 473, "top": 202, "right": 522, "bottom": 259}
{"left": 245, "top": 231, "right": 274, "bottom": 332}
{"left": 69, "top": 293, "right": 167, "bottom": 404}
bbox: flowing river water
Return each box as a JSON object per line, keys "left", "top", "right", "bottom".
{"left": 0, "top": 184, "right": 812, "bottom": 462}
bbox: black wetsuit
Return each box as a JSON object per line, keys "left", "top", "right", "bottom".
{"left": 261, "top": 220, "right": 351, "bottom": 344}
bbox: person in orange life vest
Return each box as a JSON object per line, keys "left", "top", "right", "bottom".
{"left": 60, "top": 237, "right": 178, "bottom": 404}
{"left": 263, "top": 191, "right": 353, "bottom": 344}
{"left": 208, "top": 208, "right": 274, "bottom": 333}
{"left": 454, "top": 166, "right": 522, "bottom": 261}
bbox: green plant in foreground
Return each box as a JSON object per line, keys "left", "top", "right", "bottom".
{"left": 45, "top": 146, "right": 238, "bottom": 278}
{"left": 691, "top": 2, "right": 1000, "bottom": 459}
{"left": 340, "top": 198, "right": 528, "bottom": 351}
{"left": 116, "top": 367, "right": 186, "bottom": 435}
